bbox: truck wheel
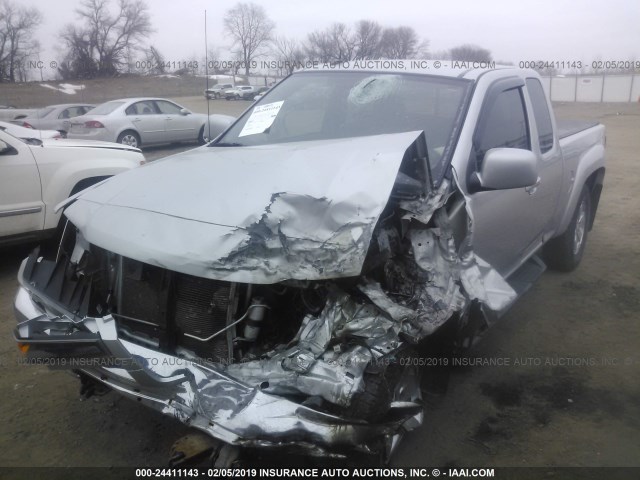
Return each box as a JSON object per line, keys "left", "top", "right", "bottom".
{"left": 344, "top": 371, "right": 393, "bottom": 421}
{"left": 543, "top": 186, "right": 591, "bottom": 272}
{"left": 117, "top": 130, "right": 140, "bottom": 148}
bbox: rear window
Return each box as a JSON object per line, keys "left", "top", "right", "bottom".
{"left": 90, "top": 101, "right": 125, "bottom": 115}
{"left": 34, "top": 107, "right": 54, "bottom": 117}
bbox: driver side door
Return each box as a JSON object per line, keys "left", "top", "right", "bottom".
{"left": 155, "top": 100, "right": 200, "bottom": 142}
{"left": 467, "top": 79, "right": 547, "bottom": 277}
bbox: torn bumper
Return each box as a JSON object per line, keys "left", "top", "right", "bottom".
{"left": 13, "top": 263, "right": 419, "bottom": 457}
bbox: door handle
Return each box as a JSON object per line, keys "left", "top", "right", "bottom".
{"left": 525, "top": 177, "right": 541, "bottom": 195}
{"left": 132, "top": 117, "right": 141, "bottom": 122}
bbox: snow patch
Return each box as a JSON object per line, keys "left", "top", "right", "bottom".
{"left": 40, "top": 83, "right": 85, "bottom": 95}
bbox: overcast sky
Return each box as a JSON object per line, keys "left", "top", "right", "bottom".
{"left": 25, "top": 0, "right": 640, "bottom": 76}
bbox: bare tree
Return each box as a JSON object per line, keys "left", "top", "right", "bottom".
{"left": 353, "top": 20, "right": 382, "bottom": 60}
{"left": 271, "top": 36, "right": 305, "bottom": 75}
{"left": 59, "top": 0, "right": 153, "bottom": 78}
{"left": 223, "top": 2, "right": 275, "bottom": 76}
{"left": 379, "top": 26, "right": 420, "bottom": 59}
{"left": 144, "top": 45, "right": 165, "bottom": 74}
{"left": 306, "top": 23, "right": 357, "bottom": 63}
{"left": 305, "top": 29, "right": 333, "bottom": 63}
{"left": 449, "top": 44, "right": 493, "bottom": 63}
{"left": 0, "top": 1, "right": 42, "bottom": 82}
{"left": 305, "top": 21, "right": 427, "bottom": 63}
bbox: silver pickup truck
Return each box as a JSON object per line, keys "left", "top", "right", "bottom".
{"left": 13, "top": 65, "right": 605, "bottom": 465}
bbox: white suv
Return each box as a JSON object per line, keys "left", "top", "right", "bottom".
{"left": 0, "top": 129, "right": 143, "bottom": 246}
{"left": 224, "top": 86, "right": 256, "bottom": 100}
{"left": 204, "top": 83, "right": 234, "bottom": 100}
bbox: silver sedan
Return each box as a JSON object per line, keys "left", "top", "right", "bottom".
{"left": 67, "top": 98, "right": 234, "bottom": 148}
{"left": 12, "top": 104, "right": 94, "bottom": 136}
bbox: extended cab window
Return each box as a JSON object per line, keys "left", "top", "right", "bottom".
{"left": 526, "top": 78, "right": 554, "bottom": 153}
{"left": 477, "top": 87, "right": 530, "bottom": 163}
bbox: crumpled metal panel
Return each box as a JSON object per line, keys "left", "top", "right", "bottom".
{"left": 399, "top": 178, "right": 454, "bottom": 223}
{"left": 226, "top": 288, "right": 403, "bottom": 406}
{"left": 351, "top": 174, "right": 515, "bottom": 346}
{"left": 63, "top": 131, "right": 423, "bottom": 284}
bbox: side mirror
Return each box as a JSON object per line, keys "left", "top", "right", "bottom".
{"left": 474, "top": 148, "right": 539, "bottom": 191}
{"left": 180, "top": 108, "right": 191, "bottom": 116}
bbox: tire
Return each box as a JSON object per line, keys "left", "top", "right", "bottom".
{"left": 117, "top": 130, "right": 141, "bottom": 148}
{"left": 543, "top": 186, "right": 591, "bottom": 272}
{"left": 344, "top": 371, "right": 393, "bottom": 421}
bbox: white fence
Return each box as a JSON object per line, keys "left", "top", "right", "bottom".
{"left": 541, "top": 74, "right": 640, "bottom": 103}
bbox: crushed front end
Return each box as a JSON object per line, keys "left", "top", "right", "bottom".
{"left": 13, "top": 240, "right": 425, "bottom": 458}
{"left": 13, "top": 132, "right": 515, "bottom": 461}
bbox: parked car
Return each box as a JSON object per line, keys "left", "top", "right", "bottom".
{"left": 12, "top": 104, "right": 95, "bottom": 136}
{"left": 13, "top": 65, "right": 605, "bottom": 464}
{"left": 0, "top": 120, "right": 62, "bottom": 141}
{"left": 224, "top": 85, "right": 256, "bottom": 100}
{"left": 0, "top": 107, "right": 37, "bottom": 121}
{"left": 204, "top": 83, "right": 234, "bottom": 99}
{"left": 66, "top": 98, "right": 234, "bottom": 148}
{"left": 251, "top": 86, "right": 270, "bottom": 101}
{"left": 0, "top": 129, "right": 143, "bottom": 247}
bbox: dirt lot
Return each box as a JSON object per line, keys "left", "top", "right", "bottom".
{"left": 0, "top": 100, "right": 639, "bottom": 470}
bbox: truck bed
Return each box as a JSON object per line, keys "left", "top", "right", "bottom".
{"left": 557, "top": 119, "right": 600, "bottom": 140}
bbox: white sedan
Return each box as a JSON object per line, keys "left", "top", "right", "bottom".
{"left": 67, "top": 97, "right": 234, "bottom": 148}
{"left": 11, "top": 104, "right": 95, "bottom": 136}
{"left": 0, "top": 120, "right": 62, "bottom": 142}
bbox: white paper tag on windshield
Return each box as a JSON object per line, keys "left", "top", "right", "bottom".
{"left": 239, "top": 101, "right": 284, "bottom": 137}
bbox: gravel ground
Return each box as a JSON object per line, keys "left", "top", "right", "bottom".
{"left": 0, "top": 101, "right": 638, "bottom": 470}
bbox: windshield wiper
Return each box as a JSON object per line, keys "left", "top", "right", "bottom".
{"left": 211, "top": 141, "right": 245, "bottom": 147}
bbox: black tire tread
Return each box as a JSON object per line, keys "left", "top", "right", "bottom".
{"left": 543, "top": 186, "right": 591, "bottom": 272}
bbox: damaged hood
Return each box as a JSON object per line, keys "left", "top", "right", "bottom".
{"left": 64, "top": 131, "right": 423, "bottom": 283}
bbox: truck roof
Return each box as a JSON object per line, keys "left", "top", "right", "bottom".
{"left": 301, "top": 60, "right": 539, "bottom": 81}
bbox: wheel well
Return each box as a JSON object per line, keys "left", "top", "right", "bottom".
{"left": 585, "top": 167, "right": 605, "bottom": 230}
{"left": 69, "top": 175, "right": 110, "bottom": 197}
{"left": 118, "top": 129, "right": 140, "bottom": 142}
{"left": 51, "top": 176, "right": 111, "bottom": 243}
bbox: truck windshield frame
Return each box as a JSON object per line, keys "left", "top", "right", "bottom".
{"left": 213, "top": 71, "right": 473, "bottom": 186}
